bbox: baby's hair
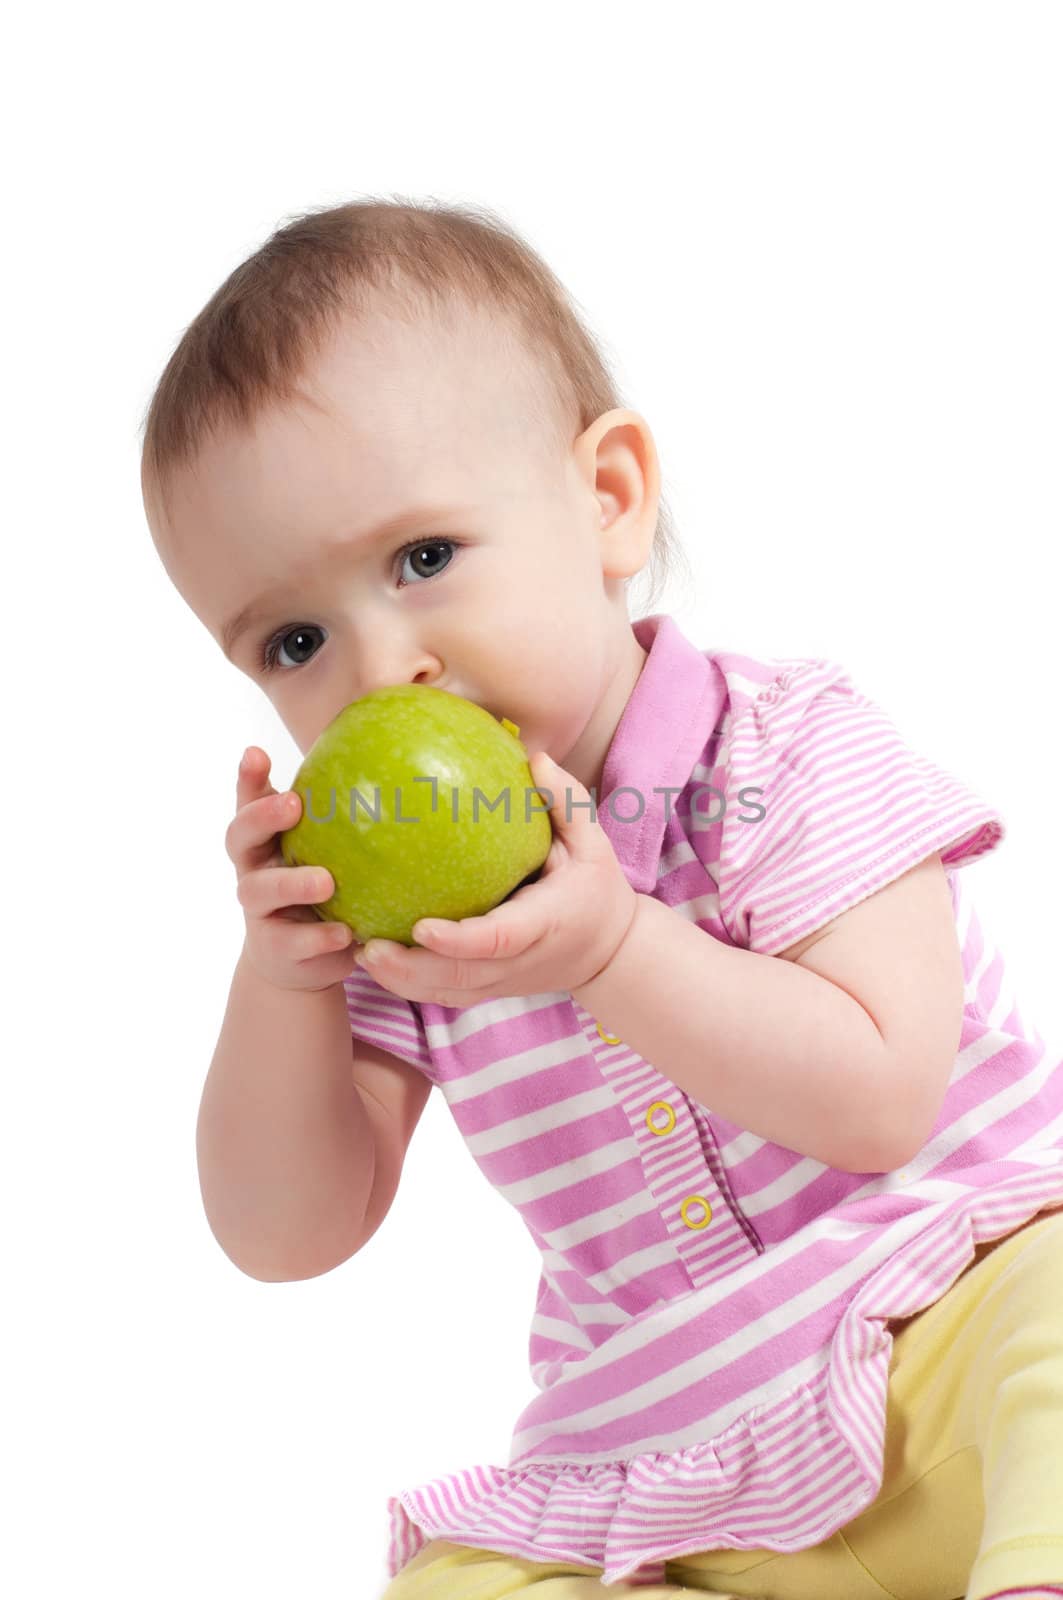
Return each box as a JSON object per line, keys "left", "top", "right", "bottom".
{"left": 138, "top": 193, "right": 690, "bottom": 614}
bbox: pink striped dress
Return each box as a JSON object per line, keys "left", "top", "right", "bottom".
{"left": 343, "top": 611, "right": 1063, "bottom": 1588}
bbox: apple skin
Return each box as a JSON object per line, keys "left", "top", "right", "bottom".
{"left": 279, "top": 685, "right": 553, "bottom": 947}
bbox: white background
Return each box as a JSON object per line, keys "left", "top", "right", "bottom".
{"left": 5, "top": 3, "right": 1062, "bottom": 1596}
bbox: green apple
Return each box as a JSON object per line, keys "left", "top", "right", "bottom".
{"left": 279, "top": 685, "right": 552, "bottom": 947}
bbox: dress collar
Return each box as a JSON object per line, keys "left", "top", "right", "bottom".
{"left": 598, "top": 613, "right": 726, "bottom": 893}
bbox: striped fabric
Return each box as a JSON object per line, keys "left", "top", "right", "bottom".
{"left": 343, "top": 612, "right": 1063, "bottom": 1588}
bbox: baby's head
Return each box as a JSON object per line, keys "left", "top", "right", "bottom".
{"left": 140, "top": 197, "right": 687, "bottom": 791}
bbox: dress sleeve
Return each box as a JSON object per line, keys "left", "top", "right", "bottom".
{"left": 716, "top": 658, "right": 1006, "bottom": 957}
{"left": 342, "top": 969, "right": 435, "bottom": 1078}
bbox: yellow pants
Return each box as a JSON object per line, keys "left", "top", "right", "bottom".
{"left": 381, "top": 1209, "right": 1063, "bottom": 1600}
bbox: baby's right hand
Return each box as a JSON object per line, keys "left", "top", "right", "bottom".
{"left": 226, "top": 745, "right": 364, "bottom": 992}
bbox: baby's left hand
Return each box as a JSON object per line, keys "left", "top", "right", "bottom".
{"left": 353, "top": 752, "right": 639, "bottom": 1007}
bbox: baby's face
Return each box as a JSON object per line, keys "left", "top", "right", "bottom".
{"left": 144, "top": 303, "right": 653, "bottom": 792}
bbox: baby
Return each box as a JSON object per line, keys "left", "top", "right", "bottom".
{"left": 141, "top": 199, "right": 1063, "bottom": 1600}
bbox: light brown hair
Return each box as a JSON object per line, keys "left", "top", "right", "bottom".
{"left": 139, "top": 194, "right": 690, "bottom": 613}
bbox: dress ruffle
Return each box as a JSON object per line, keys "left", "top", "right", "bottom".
{"left": 387, "top": 1445, "right": 756, "bottom": 1588}
{"left": 386, "top": 1392, "right": 878, "bottom": 1591}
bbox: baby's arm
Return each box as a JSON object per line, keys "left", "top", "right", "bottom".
{"left": 197, "top": 945, "right": 378, "bottom": 1280}
{"left": 197, "top": 744, "right": 392, "bottom": 1281}
{"left": 573, "top": 853, "right": 963, "bottom": 1174}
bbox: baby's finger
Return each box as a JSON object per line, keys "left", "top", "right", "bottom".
{"left": 236, "top": 745, "right": 276, "bottom": 808}
{"left": 237, "top": 863, "right": 335, "bottom": 919}
{"left": 414, "top": 901, "right": 537, "bottom": 961}
{"left": 226, "top": 787, "right": 302, "bottom": 873}
{"left": 260, "top": 913, "right": 355, "bottom": 964}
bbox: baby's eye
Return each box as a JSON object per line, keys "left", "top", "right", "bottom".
{"left": 261, "top": 625, "right": 326, "bottom": 673}
{"left": 398, "top": 538, "right": 456, "bottom": 586}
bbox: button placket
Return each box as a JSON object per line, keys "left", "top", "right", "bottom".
{"left": 646, "top": 1097, "right": 713, "bottom": 1229}
{"left": 582, "top": 998, "right": 746, "bottom": 1286}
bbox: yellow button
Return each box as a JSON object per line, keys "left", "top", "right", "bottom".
{"left": 596, "top": 1023, "right": 622, "bottom": 1045}
{"left": 646, "top": 1100, "right": 676, "bottom": 1136}
{"left": 680, "top": 1195, "right": 712, "bottom": 1230}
